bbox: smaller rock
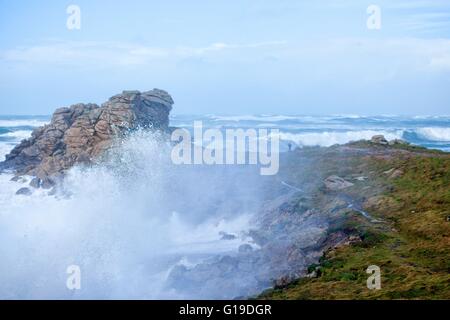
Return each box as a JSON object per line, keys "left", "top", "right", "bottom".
{"left": 371, "top": 135, "right": 388, "bottom": 145}
{"left": 306, "top": 269, "right": 318, "bottom": 278}
{"left": 388, "top": 169, "right": 403, "bottom": 179}
{"left": 29, "top": 177, "right": 41, "bottom": 188}
{"left": 16, "top": 187, "right": 32, "bottom": 196}
{"left": 388, "top": 139, "right": 409, "bottom": 146}
{"left": 48, "top": 187, "right": 57, "bottom": 196}
{"left": 10, "top": 176, "right": 27, "bottom": 183}
{"left": 41, "top": 177, "right": 55, "bottom": 189}
{"left": 384, "top": 168, "right": 403, "bottom": 179}
{"left": 273, "top": 275, "right": 294, "bottom": 288}
{"left": 324, "top": 175, "right": 354, "bottom": 190}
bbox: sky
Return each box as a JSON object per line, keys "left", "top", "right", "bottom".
{"left": 0, "top": 0, "right": 449, "bottom": 115}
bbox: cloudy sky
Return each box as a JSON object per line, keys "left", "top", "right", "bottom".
{"left": 1, "top": 0, "right": 450, "bottom": 115}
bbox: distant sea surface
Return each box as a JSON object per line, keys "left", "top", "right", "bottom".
{"left": 1, "top": 114, "right": 450, "bottom": 161}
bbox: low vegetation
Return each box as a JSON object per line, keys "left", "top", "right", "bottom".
{"left": 260, "top": 143, "right": 450, "bottom": 299}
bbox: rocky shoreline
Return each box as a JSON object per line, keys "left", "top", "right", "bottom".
{"left": 259, "top": 140, "right": 449, "bottom": 299}
{"left": 1, "top": 90, "right": 448, "bottom": 299}
{"left": 159, "top": 133, "right": 429, "bottom": 298}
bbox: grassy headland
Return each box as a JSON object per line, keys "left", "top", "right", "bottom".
{"left": 259, "top": 141, "right": 450, "bottom": 299}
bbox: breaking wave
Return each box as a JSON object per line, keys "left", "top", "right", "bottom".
{"left": 416, "top": 127, "right": 450, "bottom": 142}
{"left": 0, "top": 119, "right": 49, "bottom": 128}
{"left": 0, "top": 130, "right": 33, "bottom": 141}
{"left": 275, "top": 130, "right": 404, "bottom": 147}
{"left": 0, "top": 131, "right": 263, "bottom": 299}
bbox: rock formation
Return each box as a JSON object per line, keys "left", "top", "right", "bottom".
{"left": 15, "top": 187, "right": 32, "bottom": 196}
{"left": 323, "top": 175, "right": 354, "bottom": 191}
{"left": 1, "top": 89, "right": 174, "bottom": 185}
{"left": 371, "top": 134, "right": 388, "bottom": 145}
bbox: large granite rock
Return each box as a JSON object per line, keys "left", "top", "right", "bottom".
{"left": 1, "top": 89, "right": 174, "bottom": 180}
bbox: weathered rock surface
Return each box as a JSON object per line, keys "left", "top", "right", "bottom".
{"left": 1, "top": 89, "right": 174, "bottom": 181}
{"left": 371, "top": 135, "right": 389, "bottom": 145}
{"left": 324, "top": 175, "right": 354, "bottom": 190}
{"left": 388, "top": 138, "right": 409, "bottom": 146}
{"left": 166, "top": 190, "right": 330, "bottom": 298}
{"left": 383, "top": 168, "right": 404, "bottom": 179}
{"left": 16, "top": 187, "right": 32, "bottom": 196}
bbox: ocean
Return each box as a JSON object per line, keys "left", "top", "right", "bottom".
{"left": 0, "top": 114, "right": 449, "bottom": 299}
{"left": 1, "top": 114, "right": 450, "bottom": 161}
{"left": 171, "top": 114, "right": 450, "bottom": 152}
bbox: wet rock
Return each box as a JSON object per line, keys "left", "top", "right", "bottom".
{"left": 324, "top": 175, "right": 354, "bottom": 190}
{"left": 48, "top": 187, "right": 57, "bottom": 196}
{"left": 41, "top": 177, "right": 55, "bottom": 189}
{"left": 29, "top": 177, "right": 41, "bottom": 188}
{"left": 10, "top": 176, "right": 27, "bottom": 183}
{"left": 16, "top": 187, "right": 32, "bottom": 196}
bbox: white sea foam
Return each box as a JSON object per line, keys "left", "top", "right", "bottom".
{"left": 274, "top": 130, "right": 404, "bottom": 147}
{"left": 0, "top": 143, "right": 15, "bottom": 161}
{"left": 0, "top": 119, "right": 48, "bottom": 127}
{"left": 210, "top": 115, "right": 299, "bottom": 122}
{"left": 416, "top": 127, "right": 450, "bottom": 142}
{"left": 0, "top": 130, "right": 32, "bottom": 140}
{"left": 0, "top": 131, "right": 260, "bottom": 299}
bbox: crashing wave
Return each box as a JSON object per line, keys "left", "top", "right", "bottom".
{"left": 274, "top": 130, "right": 404, "bottom": 147}
{"left": 416, "top": 127, "right": 450, "bottom": 142}
{"left": 0, "top": 130, "right": 262, "bottom": 299}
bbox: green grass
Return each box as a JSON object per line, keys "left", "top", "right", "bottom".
{"left": 259, "top": 145, "right": 450, "bottom": 300}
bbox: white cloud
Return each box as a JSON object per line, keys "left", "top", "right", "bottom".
{"left": 371, "top": 0, "right": 450, "bottom": 34}
{"left": 430, "top": 56, "right": 450, "bottom": 70}
{"left": 2, "top": 37, "right": 450, "bottom": 75}
{"left": 323, "top": 37, "right": 450, "bottom": 72}
{"left": 0, "top": 40, "right": 287, "bottom": 67}
{"left": 385, "top": 0, "right": 450, "bottom": 9}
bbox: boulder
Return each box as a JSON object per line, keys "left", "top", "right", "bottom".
{"left": 389, "top": 169, "right": 403, "bottom": 179}
{"left": 41, "top": 177, "right": 56, "bottom": 189}
{"left": 324, "top": 175, "right": 354, "bottom": 190}
{"left": 16, "top": 187, "right": 32, "bottom": 196}
{"left": 1, "top": 89, "right": 174, "bottom": 181}
{"left": 10, "top": 176, "right": 27, "bottom": 183}
{"left": 388, "top": 139, "right": 409, "bottom": 146}
{"left": 371, "top": 135, "right": 388, "bottom": 145}
{"left": 29, "top": 177, "right": 41, "bottom": 189}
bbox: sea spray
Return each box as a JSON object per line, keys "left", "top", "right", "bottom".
{"left": 0, "top": 130, "right": 263, "bottom": 299}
